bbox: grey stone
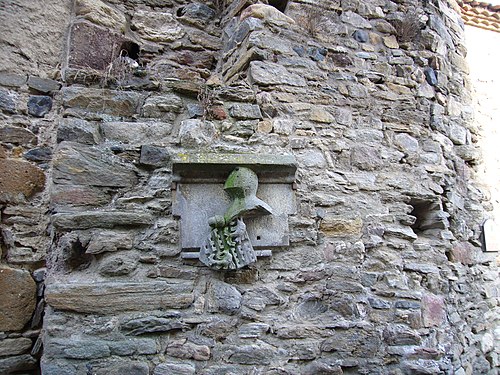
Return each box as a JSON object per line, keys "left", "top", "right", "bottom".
{"left": 228, "top": 344, "right": 275, "bottom": 365}
{"left": 131, "top": 10, "right": 184, "bottom": 42}
{"left": 177, "top": 3, "right": 215, "bottom": 27}
{"left": 0, "top": 73, "right": 27, "bottom": 87}
{"left": 238, "top": 323, "right": 270, "bottom": 338}
{"left": 33, "top": 267, "right": 46, "bottom": 282}
{"left": 45, "top": 281, "right": 194, "bottom": 313}
{"left": 166, "top": 339, "right": 210, "bottom": 361}
{"left": 394, "top": 300, "right": 421, "bottom": 309}
{"left": 229, "top": 103, "right": 262, "bottom": 120}
{"left": 121, "top": 315, "right": 186, "bottom": 336}
{"left": 178, "top": 119, "right": 217, "bottom": 147}
{"left": 448, "top": 124, "right": 467, "bottom": 145}
{"left": 303, "top": 360, "right": 343, "bottom": 375}
{"left": 341, "top": 11, "right": 372, "bottom": 28}
{"left": 140, "top": 145, "right": 170, "bottom": 167}
{"left": 249, "top": 61, "right": 306, "bottom": 87}
{"left": 207, "top": 280, "right": 242, "bottom": 315}
{"left": 52, "top": 210, "right": 153, "bottom": 230}
{"left": 57, "top": 118, "right": 101, "bottom": 144}
{"left": 109, "top": 339, "right": 157, "bottom": 355}
{"left": 53, "top": 142, "right": 137, "bottom": 187}
{"left": 0, "top": 88, "right": 18, "bottom": 113}
{"left": 92, "top": 360, "right": 150, "bottom": 375}
{"left": 0, "top": 355, "right": 37, "bottom": 374}
{"left": 27, "top": 76, "right": 61, "bottom": 93}
{"left": 62, "top": 340, "right": 111, "bottom": 359}
{"left": 383, "top": 325, "right": 422, "bottom": 345}
{"left": 351, "top": 145, "right": 383, "bottom": 171}
{"left": 142, "top": 94, "right": 183, "bottom": 119}
{"left": 86, "top": 231, "right": 134, "bottom": 254}
{"left": 102, "top": 121, "right": 172, "bottom": 145}
{"left": 24, "top": 147, "right": 52, "bottom": 162}
{"left": 352, "top": 30, "right": 369, "bottom": 43}
{"left": 98, "top": 253, "right": 138, "bottom": 276}
{"left": 299, "top": 150, "right": 327, "bottom": 168}
{"left": 154, "top": 362, "right": 195, "bottom": 375}
{"left": 394, "top": 133, "right": 419, "bottom": 153}
{"left": 0, "top": 338, "right": 32, "bottom": 356}
{"left": 27, "top": 95, "right": 52, "bottom": 117}
{"left": 424, "top": 68, "right": 438, "bottom": 86}
{"left": 62, "top": 86, "right": 144, "bottom": 119}
{"left": 0, "top": 126, "right": 36, "bottom": 145}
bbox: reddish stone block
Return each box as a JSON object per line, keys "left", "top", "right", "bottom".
{"left": 449, "top": 242, "right": 475, "bottom": 265}
{"left": 0, "top": 266, "right": 37, "bottom": 331}
{"left": 67, "top": 20, "right": 126, "bottom": 71}
{"left": 0, "top": 158, "right": 45, "bottom": 203}
{"left": 421, "top": 294, "right": 446, "bottom": 327}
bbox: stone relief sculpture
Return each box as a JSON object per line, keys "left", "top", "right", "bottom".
{"left": 199, "top": 167, "right": 273, "bottom": 270}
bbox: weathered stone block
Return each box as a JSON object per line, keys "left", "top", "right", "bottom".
{"left": 99, "top": 253, "right": 138, "bottom": 276}
{"left": 87, "top": 231, "right": 134, "bottom": 254}
{"left": 228, "top": 343, "right": 275, "bottom": 365}
{"left": 101, "top": 121, "right": 172, "bottom": 144}
{"left": 383, "top": 325, "right": 421, "bottom": 346}
{"left": 53, "top": 142, "right": 137, "bottom": 187}
{"left": 166, "top": 339, "right": 210, "bottom": 361}
{"left": 62, "top": 86, "right": 144, "bottom": 118}
{"left": 421, "top": 294, "right": 445, "bottom": 327}
{"left": 0, "top": 158, "right": 45, "bottom": 202}
{"left": 51, "top": 184, "right": 112, "bottom": 207}
{"left": 75, "top": 0, "right": 126, "bottom": 31}
{"left": 229, "top": 103, "right": 262, "bottom": 120}
{"left": 154, "top": 363, "right": 195, "bottom": 375}
{"left": 0, "top": 338, "right": 32, "bottom": 356}
{"left": 207, "top": 280, "right": 242, "bottom": 315}
{"left": 0, "top": 88, "right": 18, "bottom": 113}
{"left": 27, "top": 76, "right": 61, "bottom": 93}
{"left": 0, "top": 266, "right": 37, "bottom": 331}
{"left": 52, "top": 210, "right": 154, "bottom": 230}
{"left": 91, "top": 360, "right": 150, "bottom": 375}
{"left": 27, "top": 95, "right": 52, "bottom": 117}
{"left": 67, "top": 21, "right": 127, "bottom": 71}
{"left": 249, "top": 61, "right": 306, "bottom": 87}
{"left": 320, "top": 216, "right": 363, "bottom": 237}
{"left": 178, "top": 119, "right": 217, "bottom": 147}
{"left": 0, "top": 355, "right": 37, "bottom": 374}
{"left": 351, "top": 145, "right": 383, "bottom": 171}
{"left": 0, "top": 126, "right": 36, "bottom": 145}
{"left": 121, "top": 315, "right": 186, "bottom": 336}
{"left": 57, "top": 118, "right": 101, "bottom": 144}
{"left": 131, "top": 10, "right": 184, "bottom": 42}
{"left": 142, "top": 94, "right": 183, "bottom": 119}
{"left": 140, "top": 145, "right": 170, "bottom": 167}
{"left": 45, "top": 281, "right": 194, "bottom": 313}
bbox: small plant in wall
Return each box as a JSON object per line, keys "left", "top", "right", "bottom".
{"left": 198, "top": 84, "right": 224, "bottom": 121}
{"left": 390, "top": 11, "right": 425, "bottom": 44}
{"left": 297, "top": 5, "right": 328, "bottom": 38}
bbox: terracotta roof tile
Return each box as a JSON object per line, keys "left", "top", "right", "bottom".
{"left": 458, "top": 0, "right": 500, "bottom": 32}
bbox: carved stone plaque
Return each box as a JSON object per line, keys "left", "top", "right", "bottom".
{"left": 172, "top": 153, "right": 296, "bottom": 264}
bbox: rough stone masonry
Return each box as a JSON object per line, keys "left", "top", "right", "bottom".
{"left": 0, "top": 0, "right": 498, "bottom": 374}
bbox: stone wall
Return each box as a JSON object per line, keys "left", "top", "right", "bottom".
{"left": 0, "top": 0, "right": 498, "bottom": 374}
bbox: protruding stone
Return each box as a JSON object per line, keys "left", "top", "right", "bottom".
{"left": 207, "top": 280, "right": 242, "bottom": 315}
{"left": 140, "top": 145, "right": 170, "bottom": 167}
{"left": 132, "top": 10, "right": 184, "bottom": 42}
{"left": 75, "top": 0, "right": 126, "bottom": 31}
{"left": 249, "top": 61, "right": 306, "bottom": 87}
{"left": 178, "top": 119, "right": 217, "bottom": 147}
{"left": 0, "top": 266, "right": 37, "bottom": 331}
{"left": 27, "top": 76, "right": 61, "bottom": 93}
{"left": 53, "top": 142, "right": 137, "bottom": 187}
{"left": 320, "top": 216, "right": 363, "bottom": 236}
{"left": 229, "top": 103, "right": 262, "bottom": 120}
{"left": 45, "top": 281, "right": 194, "bottom": 313}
